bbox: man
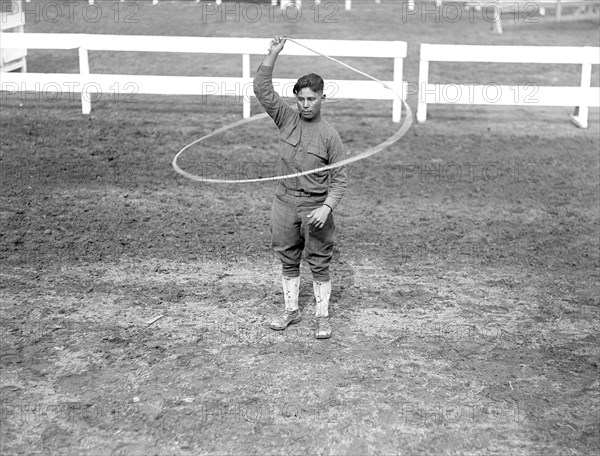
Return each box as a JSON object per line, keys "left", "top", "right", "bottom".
{"left": 253, "top": 36, "right": 347, "bottom": 339}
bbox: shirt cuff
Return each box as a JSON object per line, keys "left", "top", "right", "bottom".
{"left": 324, "top": 198, "right": 337, "bottom": 211}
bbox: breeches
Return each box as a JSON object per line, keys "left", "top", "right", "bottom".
{"left": 269, "top": 187, "right": 335, "bottom": 282}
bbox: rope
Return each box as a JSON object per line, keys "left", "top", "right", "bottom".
{"left": 172, "top": 37, "right": 413, "bottom": 184}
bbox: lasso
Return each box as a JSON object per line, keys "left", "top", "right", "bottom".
{"left": 172, "top": 37, "right": 413, "bottom": 183}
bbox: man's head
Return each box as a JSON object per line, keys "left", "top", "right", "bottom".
{"left": 293, "top": 73, "right": 325, "bottom": 121}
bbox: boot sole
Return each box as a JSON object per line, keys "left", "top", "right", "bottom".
{"left": 270, "top": 316, "right": 302, "bottom": 331}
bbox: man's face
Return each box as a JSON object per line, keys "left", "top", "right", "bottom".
{"left": 296, "top": 87, "right": 324, "bottom": 121}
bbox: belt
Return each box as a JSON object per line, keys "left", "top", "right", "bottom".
{"left": 280, "top": 185, "right": 326, "bottom": 198}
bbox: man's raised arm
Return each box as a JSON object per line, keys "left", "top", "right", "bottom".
{"left": 253, "top": 36, "right": 295, "bottom": 129}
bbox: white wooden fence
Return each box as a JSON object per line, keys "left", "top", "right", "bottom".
{"left": 0, "top": 33, "right": 408, "bottom": 121}
{"left": 417, "top": 43, "right": 599, "bottom": 128}
{"left": 1, "top": 1, "right": 26, "bottom": 73}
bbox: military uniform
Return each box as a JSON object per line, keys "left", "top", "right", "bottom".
{"left": 253, "top": 64, "right": 347, "bottom": 280}
{"left": 254, "top": 64, "right": 347, "bottom": 337}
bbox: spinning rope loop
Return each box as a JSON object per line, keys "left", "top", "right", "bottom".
{"left": 172, "top": 37, "right": 413, "bottom": 183}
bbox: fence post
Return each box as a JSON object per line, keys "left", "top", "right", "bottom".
{"left": 556, "top": 0, "right": 562, "bottom": 21}
{"left": 392, "top": 56, "right": 403, "bottom": 123}
{"left": 78, "top": 47, "right": 91, "bottom": 115}
{"left": 345, "top": 0, "right": 351, "bottom": 11}
{"left": 570, "top": 51, "right": 591, "bottom": 128}
{"left": 242, "top": 53, "right": 251, "bottom": 119}
{"left": 416, "top": 47, "right": 429, "bottom": 123}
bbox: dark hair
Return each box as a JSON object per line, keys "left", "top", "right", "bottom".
{"left": 293, "top": 73, "right": 324, "bottom": 95}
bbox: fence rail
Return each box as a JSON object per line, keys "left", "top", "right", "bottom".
{"left": 0, "top": 33, "right": 408, "bottom": 121}
{"left": 417, "top": 43, "right": 599, "bottom": 128}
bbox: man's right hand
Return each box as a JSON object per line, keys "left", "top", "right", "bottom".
{"left": 268, "top": 36, "right": 287, "bottom": 55}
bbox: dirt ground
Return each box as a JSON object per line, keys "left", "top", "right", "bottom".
{"left": 1, "top": 1, "right": 599, "bottom": 455}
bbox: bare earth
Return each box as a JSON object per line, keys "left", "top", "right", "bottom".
{"left": 1, "top": 1, "right": 599, "bottom": 455}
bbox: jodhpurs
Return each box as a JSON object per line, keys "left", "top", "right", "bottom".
{"left": 270, "top": 184, "right": 335, "bottom": 282}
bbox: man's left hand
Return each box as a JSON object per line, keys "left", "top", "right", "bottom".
{"left": 307, "top": 205, "right": 331, "bottom": 229}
